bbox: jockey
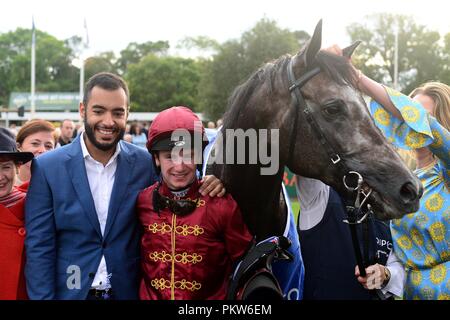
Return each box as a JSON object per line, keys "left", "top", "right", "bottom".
{"left": 136, "top": 106, "right": 252, "bottom": 300}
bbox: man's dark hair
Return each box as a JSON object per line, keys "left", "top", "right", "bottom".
{"left": 61, "top": 119, "right": 74, "bottom": 126}
{"left": 83, "top": 72, "right": 130, "bottom": 107}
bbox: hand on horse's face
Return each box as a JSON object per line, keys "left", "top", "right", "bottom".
{"left": 322, "top": 44, "right": 343, "bottom": 56}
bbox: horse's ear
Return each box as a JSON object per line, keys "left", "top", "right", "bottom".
{"left": 303, "top": 19, "right": 322, "bottom": 68}
{"left": 342, "top": 40, "right": 362, "bottom": 58}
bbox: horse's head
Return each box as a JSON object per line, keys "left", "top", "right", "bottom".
{"left": 275, "top": 21, "right": 422, "bottom": 220}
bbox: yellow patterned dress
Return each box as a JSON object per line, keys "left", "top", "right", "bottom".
{"left": 370, "top": 87, "right": 450, "bottom": 300}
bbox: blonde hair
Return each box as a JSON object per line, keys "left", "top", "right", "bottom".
{"left": 409, "top": 82, "right": 450, "bottom": 131}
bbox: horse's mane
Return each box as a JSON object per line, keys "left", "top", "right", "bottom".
{"left": 222, "top": 50, "right": 357, "bottom": 130}
{"left": 222, "top": 55, "right": 291, "bottom": 130}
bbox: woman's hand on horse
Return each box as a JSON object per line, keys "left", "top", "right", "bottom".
{"left": 322, "top": 44, "right": 343, "bottom": 57}
{"left": 323, "top": 45, "right": 402, "bottom": 120}
{"left": 199, "top": 175, "right": 226, "bottom": 197}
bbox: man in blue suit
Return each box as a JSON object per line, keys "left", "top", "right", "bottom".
{"left": 25, "top": 72, "right": 224, "bottom": 300}
{"left": 25, "top": 72, "right": 154, "bottom": 300}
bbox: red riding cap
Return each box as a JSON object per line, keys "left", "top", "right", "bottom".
{"left": 147, "top": 106, "right": 208, "bottom": 152}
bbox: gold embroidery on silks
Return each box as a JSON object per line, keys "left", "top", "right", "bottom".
{"left": 149, "top": 250, "right": 172, "bottom": 262}
{"left": 148, "top": 222, "right": 172, "bottom": 234}
{"left": 149, "top": 251, "right": 203, "bottom": 264}
{"left": 151, "top": 278, "right": 202, "bottom": 291}
{"left": 175, "top": 224, "right": 204, "bottom": 236}
{"left": 184, "top": 198, "right": 206, "bottom": 208}
{"left": 174, "top": 252, "right": 203, "bottom": 264}
{"left": 146, "top": 223, "right": 204, "bottom": 236}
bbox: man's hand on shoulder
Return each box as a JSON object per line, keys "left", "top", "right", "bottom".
{"left": 199, "top": 175, "right": 226, "bottom": 197}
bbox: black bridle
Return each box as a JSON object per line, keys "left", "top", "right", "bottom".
{"left": 286, "top": 56, "right": 373, "bottom": 277}
{"left": 286, "top": 58, "right": 343, "bottom": 170}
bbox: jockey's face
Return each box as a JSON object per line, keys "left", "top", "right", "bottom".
{"left": 155, "top": 149, "right": 197, "bottom": 190}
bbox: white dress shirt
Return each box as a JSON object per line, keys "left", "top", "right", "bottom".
{"left": 80, "top": 134, "right": 120, "bottom": 290}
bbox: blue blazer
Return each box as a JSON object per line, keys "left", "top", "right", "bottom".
{"left": 25, "top": 136, "right": 157, "bottom": 300}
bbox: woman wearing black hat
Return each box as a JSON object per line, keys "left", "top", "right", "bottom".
{"left": 0, "top": 127, "right": 33, "bottom": 300}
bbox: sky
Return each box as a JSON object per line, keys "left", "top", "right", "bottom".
{"left": 0, "top": 0, "right": 448, "bottom": 57}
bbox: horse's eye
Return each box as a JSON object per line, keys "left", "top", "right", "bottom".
{"left": 322, "top": 101, "right": 344, "bottom": 117}
{"left": 324, "top": 105, "right": 340, "bottom": 115}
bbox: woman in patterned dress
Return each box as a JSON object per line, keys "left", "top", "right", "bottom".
{"left": 325, "top": 44, "right": 449, "bottom": 299}
{"left": 357, "top": 76, "right": 449, "bottom": 299}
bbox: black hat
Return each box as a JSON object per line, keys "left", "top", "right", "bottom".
{"left": 0, "top": 127, "right": 34, "bottom": 164}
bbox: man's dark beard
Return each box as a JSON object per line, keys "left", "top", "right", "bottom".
{"left": 84, "top": 117, "right": 125, "bottom": 151}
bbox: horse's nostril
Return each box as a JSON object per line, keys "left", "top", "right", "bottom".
{"left": 400, "top": 182, "right": 420, "bottom": 204}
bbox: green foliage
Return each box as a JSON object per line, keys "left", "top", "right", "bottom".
{"left": 177, "top": 36, "right": 220, "bottom": 52}
{"left": 1, "top": 15, "right": 446, "bottom": 117}
{"left": 198, "top": 18, "right": 308, "bottom": 120}
{"left": 126, "top": 55, "right": 201, "bottom": 112}
{"left": 0, "top": 28, "right": 78, "bottom": 105}
{"left": 439, "top": 33, "right": 450, "bottom": 85}
{"left": 85, "top": 51, "right": 118, "bottom": 80}
{"left": 347, "top": 13, "right": 447, "bottom": 93}
{"left": 116, "top": 40, "right": 169, "bottom": 75}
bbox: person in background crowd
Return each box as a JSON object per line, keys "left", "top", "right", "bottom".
{"left": 8, "top": 123, "right": 19, "bottom": 136}
{"left": 56, "top": 119, "right": 75, "bottom": 147}
{"left": 15, "top": 119, "right": 55, "bottom": 187}
{"left": 130, "top": 122, "right": 147, "bottom": 149}
{"left": 137, "top": 106, "right": 251, "bottom": 300}
{"left": 72, "top": 122, "right": 83, "bottom": 139}
{"left": 141, "top": 121, "right": 149, "bottom": 137}
{"left": 0, "top": 128, "right": 34, "bottom": 300}
{"left": 205, "top": 121, "right": 218, "bottom": 143}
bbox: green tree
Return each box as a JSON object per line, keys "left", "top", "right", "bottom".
{"left": 439, "top": 32, "right": 450, "bottom": 84}
{"left": 178, "top": 36, "right": 220, "bottom": 52}
{"left": 347, "top": 13, "right": 446, "bottom": 93}
{"left": 198, "top": 18, "right": 308, "bottom": 120}
{"left": 85, "top": 51, "right": 118, "bottom": 80}
{"left": 177, "top": 36, "right": 220, "bottom": 59}
{"left": 116, "top": 40, "right": 169, "bottom": 75}
{"left": 0, "top": 28, "right": 78, "bottom": 105}
{"left": 126, "top": 55, "right": 201, "bottom": 112}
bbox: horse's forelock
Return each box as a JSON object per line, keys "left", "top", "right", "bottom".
{"left": 314, "top": 51, "right": 359, "bottom": 88}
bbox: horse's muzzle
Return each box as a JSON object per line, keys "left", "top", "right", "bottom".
{"left": 399, "top": 181, "right": 423, "bottom": 212}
